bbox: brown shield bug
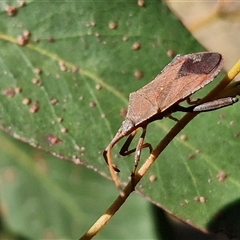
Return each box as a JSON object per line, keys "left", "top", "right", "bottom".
{"left": 103, "top": 52, "right": 238, "bottom": 191}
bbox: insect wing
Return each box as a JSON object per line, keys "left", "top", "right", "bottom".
{"left": 126, "top": 91, "right": 159, "bottom": 125}
{"left": 139, "top": 52, "right": 223, "bottom": 112}
{"left": 161, "top": 52, "right": 223, "bottom": 109}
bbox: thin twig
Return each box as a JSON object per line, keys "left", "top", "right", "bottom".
{"left": 79, "top": 59, "right": 240, "bottom": 240}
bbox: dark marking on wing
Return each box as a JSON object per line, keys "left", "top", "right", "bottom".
{"left": 177, "top": 53, "right": 222, "bottom": 78}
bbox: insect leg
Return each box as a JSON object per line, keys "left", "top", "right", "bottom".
{"left": 103, "top": 130, "right": 126, "bottom": 195}
{"left": 191, "top": 97, "right": 238, "bottom": 112}
{"left": 103, "top": 146, "right": 123, "bottom": 195}
{"left": 119, "top": 128, "right": 152, "bottom": 156}
{"left": 132, "top": 126, "right": 152, "bottom": 176}
{"left": 166, "top": 114, "right": 179, "bottom": 122}
{"left": 177, "top": 97, "right": 238, "bottom": 112}
{"left": 119, "top": 129, "right": 139, "bottom": 156}
{"left": 186, "top": 96, "right": 200, "bottom": 105}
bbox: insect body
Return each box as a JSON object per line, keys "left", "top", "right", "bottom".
{"left": 103, "top": 52, "right": 238, "bottom": 192}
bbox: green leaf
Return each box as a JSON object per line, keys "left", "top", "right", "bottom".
{"left": 0, "top": 0, "right": 239, "bottom": 237}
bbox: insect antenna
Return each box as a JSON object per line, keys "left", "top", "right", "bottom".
{"left": 103, "top": 131, "right": 126, "bottom": 196}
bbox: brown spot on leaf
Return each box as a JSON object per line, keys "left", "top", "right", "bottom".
{"left": 234, "top": 133, "right": 240, "bottom": 138}
{"left": 134, "top": 70, "right": 143, "bottom": 79}
{"left": 5, "top": 5, "right": 18, "bottom": 16}
{"left": 217, "top": 171, "right": 227, "bottom": 182}
{"left": 149, "top": 174, "right": 157, "bottom": 182}
{"left": 180, "top": 134, "right": 187, "bottom": 141}
{"left": 194, "top": 196, "right": 207, "bottom": 203}
{"left": 17, "top": 30, "right": 31, "bottom": 46}
{"left": 32, "top": 78, "right": 42, "bottom": 86}
{"left": 91, "top": 21, "right": 96, "bottom": 27}
{"left": 95, "top": 32, "right": 101, "bottom": 38}
{"left": 3, "top": 88, "right": 15, "bottom": 98}
{"left": 47, "top": 134, "right": 61, "bottom": 144}
{"left": 59, "top": 61, "right": 67, "bottom": 72}
{"left": 138, "top": 0, "right": 145, "bottom": 7}
{"left": 32, "top": 78, "right": 39, "bottom": 84}
{"left": 109, "top": 21, "right": 118, "bottom": 29}
{"left": 188, "top": 154, "right": 195, "bottom": 160}
{"left": 17, "top": 34, "right": 29, "bottom": 46}
{"left": 89, "top": 101, "right": 96, "bottom": 108}
{"left": 167, "top": 49, "right": 175, "bottom": 58}
{"left": 19, "top": 0, "right": 26, "bottom": 7}
{"left": 194, "top": 196, "right": 200, "bottom": 202}
{"left": 50, "top": 98, "right": 58, "bottom": 105}
{"left": 23, "top": 30, "right": 31, "bottom": 38}
{"left": 72, "top": 66, "right": 80, "bottom": 73}
{"left": 48, "top": 37, "right": 55, "bottom": 43}
{"left": 61, "top": 128, "right": 68, "bottom": 133}
{"left": 199, "top": 196, "right": 207, "bottom": 203}
{"left": 80, "top": 146, "right": 85, "bottom": 152}
{"left": 30, "top": 102, "right": 40, "bottom": 113}
{"left": 57, "top": 117, "right": 63, "bottom": 123}
{"left": 95, "top": 84, "right": 102, "bottom": 90}
{"left": 22, "top": 98, "right": 31, "bottom": 105}
{"left": 132, "top": 42, "right": 141, "bottom": 50}
{"left": 14, "top": 87, "right": 22, "bottom": 93}
{"left": 34, "top": 68, "right": 42, "bottom": 75}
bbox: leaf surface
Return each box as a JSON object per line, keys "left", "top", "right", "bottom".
{"left": 0, "top": 0, "right": 239, "bottom": 236}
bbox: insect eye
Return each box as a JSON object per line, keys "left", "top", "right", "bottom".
{"left": 121, "top": 119, "right": 135, "bottom": 135}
